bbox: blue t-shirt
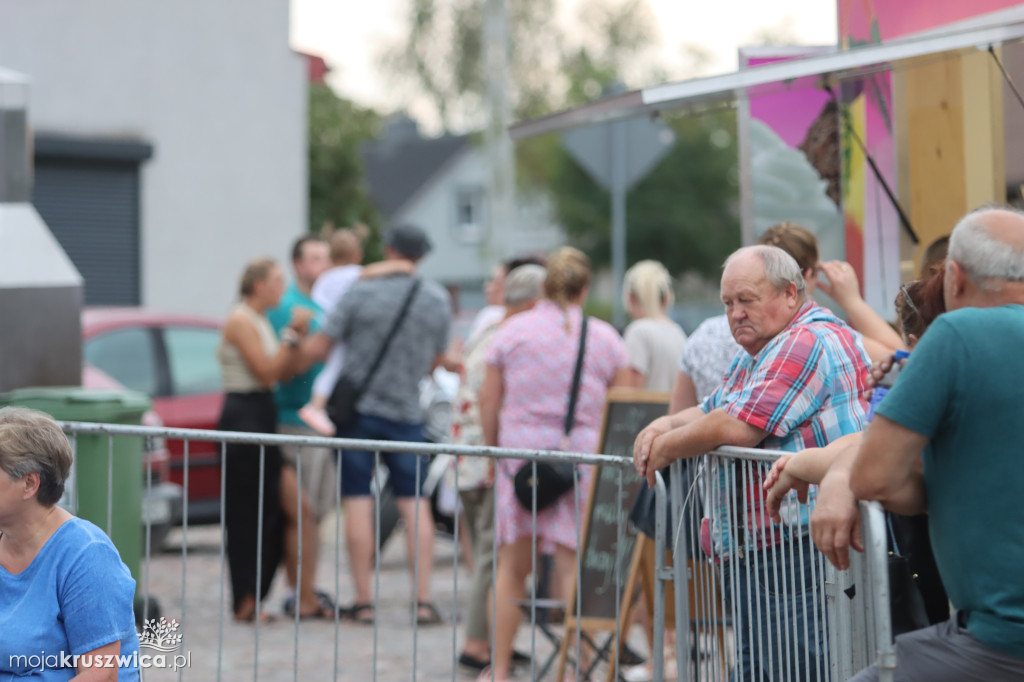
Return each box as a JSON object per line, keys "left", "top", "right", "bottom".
{"left": 267, "top": 282, "right": 323, "bottom": 426}
{"left": 876, "top": 304, "right": 1024, "bottom": 659}
{"left": 0, "top": 517, "right": 140, "bottom": 680}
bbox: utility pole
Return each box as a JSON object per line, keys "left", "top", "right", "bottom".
{"left": 483, "top": 0, "right": 514, "bottom": 266}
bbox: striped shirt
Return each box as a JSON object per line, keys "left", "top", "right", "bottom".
{"left": 701, "top": 302, "right": 870, "bottom": 556}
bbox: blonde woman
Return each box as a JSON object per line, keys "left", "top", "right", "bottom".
{"left": 621, "top": 260, "right": 688, "bottom": 392}
{"left": 479, "top": 247, "right": 632, "bottom": 682}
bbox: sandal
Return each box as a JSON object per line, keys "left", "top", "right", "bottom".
{"left": 415, "top": 600, "right": 444, "bottom": 626}
{"left": 349, "top": 602, "right": 375, "bottom": 625}
{"left": 284, "top": 589, "right": 338, "bottom": 619}
{"left": 298, "top": 591, "right": 340, "bottom": 620}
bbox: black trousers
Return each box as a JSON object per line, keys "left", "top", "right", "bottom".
{"left": 218, "top": 391, "right": 285, "bottom": 614}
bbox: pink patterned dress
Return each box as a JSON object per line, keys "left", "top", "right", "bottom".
{"left": 486, "top": 300, "right": 629, "bottom": 550}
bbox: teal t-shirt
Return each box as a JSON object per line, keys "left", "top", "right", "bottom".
{"left": 876, "top": 304, "right": 1024, "bottom": 658}
{"left": 266, "top": 283, "right": 323, "bottom": 426}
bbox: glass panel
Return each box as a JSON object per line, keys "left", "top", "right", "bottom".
{"left": 84, "top": 327, "right": 158, "bottom": 395}
{"left": 164, "top": 326, "right": 223, "bottom": 395}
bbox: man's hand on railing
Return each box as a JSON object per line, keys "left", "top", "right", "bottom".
{"left": 810, "top": 467, "right": 864, "bottom": 571}
{"left": 762, "top": 455, "right": 810, "bottom": 524}
{"left": 633, "top": 415, "right": 675, "bottom": 479}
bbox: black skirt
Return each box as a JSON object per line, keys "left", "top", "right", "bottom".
{"left": 217, "top": 391, "right": 285, "bottom": 613}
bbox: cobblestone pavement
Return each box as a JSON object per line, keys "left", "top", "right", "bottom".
{"left": 137, "top": 520, "right": 645, "bottom": 682}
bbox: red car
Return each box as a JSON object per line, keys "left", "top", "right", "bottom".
{"left": 82, "top": 308, "right": 225, "bottom": 524}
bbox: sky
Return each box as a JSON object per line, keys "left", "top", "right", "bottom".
{"left": 290, "top": 0, "right": 838, "bottom": 118}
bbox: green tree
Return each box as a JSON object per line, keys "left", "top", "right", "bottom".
{"left": 552, "top": 110, "right": 741, "bottom": 278}
{"left": 307, "top": 84, "right": 383, "bottom": 257}
{"left": 382, "top": 0, "right": 660, "bottom": 130}
{"left": 382, "top": 0, "right": 741, "bottom": 279}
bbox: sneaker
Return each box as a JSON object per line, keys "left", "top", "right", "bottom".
{"left": 299, "top": 405, "right": 336, "bottom": 436}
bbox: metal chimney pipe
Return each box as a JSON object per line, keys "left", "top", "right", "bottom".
{"left": 0, "top": 66, "right": 84, "bottom": 392}
{"left": 0, "top": 67, "right": 30, "bottom": 202}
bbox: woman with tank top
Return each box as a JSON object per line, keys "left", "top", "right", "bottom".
{"left": 217, "top": 258, "right": 331, "bottom": 623}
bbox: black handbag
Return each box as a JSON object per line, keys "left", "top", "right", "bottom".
{"left": 886, "top": 514, "right": 931, "bottom": 636}
{"left": 327, "top": 279, "right": 422, "bottom": 430}
{"left": 512, "top": 316, "right": 588, "bottom": 511}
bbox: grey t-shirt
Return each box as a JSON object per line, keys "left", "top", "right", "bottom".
{"left": 322, "top": 274, "right": 452, "bottom": 424}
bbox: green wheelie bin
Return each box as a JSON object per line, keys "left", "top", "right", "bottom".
{"left": 0, "top": 387, "right": 150, "bottom": 590}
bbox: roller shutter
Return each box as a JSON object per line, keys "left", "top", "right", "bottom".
{"left": 32, "top": 137, "right": 152, "bottom": 305}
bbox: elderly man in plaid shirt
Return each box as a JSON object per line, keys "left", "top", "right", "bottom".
{"left": 634, "top": 244, "right": 870, "bottom": 682}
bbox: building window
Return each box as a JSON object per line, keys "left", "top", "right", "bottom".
{"left": 453, "top": 186, "right": 486, "bottom": 244}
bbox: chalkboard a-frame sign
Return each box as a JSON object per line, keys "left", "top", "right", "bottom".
{"left": 554, "top": 387, "right": 670, "bottom": 682}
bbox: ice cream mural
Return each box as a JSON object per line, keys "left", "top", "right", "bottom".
{"left": 749, "top": 118, "right": 844, "bottom": 262}
{"left": 738, "top": 47, "right": 845, "bottom": 263}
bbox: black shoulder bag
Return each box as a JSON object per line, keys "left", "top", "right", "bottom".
{"left": 327, "top": 278, "right": 422, "bottom": 431}
{"left": 513, "top": 316, "right": 589, "bottom": 511}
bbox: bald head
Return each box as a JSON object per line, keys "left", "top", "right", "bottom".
{"left": 720, "top": 245, "right": 807, "bottom": 355}
{"left": 944, "top": 208, "right": 1024, "bottom": 309}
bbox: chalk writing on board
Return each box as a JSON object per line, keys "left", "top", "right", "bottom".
{"left": 576, "top": 393, "right": 669, "bottom": 620}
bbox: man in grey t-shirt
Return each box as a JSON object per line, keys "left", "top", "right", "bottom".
{"left": 308, "top": 223, "right": 452, "bottom": 624}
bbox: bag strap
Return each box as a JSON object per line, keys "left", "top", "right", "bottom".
{"left": 563, "top": 315, "right": 589, "bottom": 437}
{"left": 355, "top": 278, "right": 422, "bottom": 398}
{"left": 502, "top": 314, "right": 589, "bottom": 481}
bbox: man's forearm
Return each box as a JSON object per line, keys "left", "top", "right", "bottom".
{"left": 876, "top": 473, "right": 928, "bottom": 515}
{"left": 652, "top": 409, "right": 765, "bottom": 466}
{"left": 666, "top": 405, "right": 706, "bottom": 431}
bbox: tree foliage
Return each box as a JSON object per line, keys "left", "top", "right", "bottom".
{"left": 382, "top": 0, "right": 660, "bottom": 130}
{"left": 307, "top": 84, "right": 383, "bottom": 255}
{"left": 551, "top": 110, "right": 741, "bottom": 278}
{"left": 382, "top": 0, "right": 741, "bottom": 278}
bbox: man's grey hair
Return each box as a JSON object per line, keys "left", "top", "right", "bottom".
{"left": 948, "top": 206, "right": 1024, "bottom": 291}
{"left": 504, "top": 264, "right": 546, "bottom": 305}
{"left": 723, "top": 245, "right": 807, "bottom": 296}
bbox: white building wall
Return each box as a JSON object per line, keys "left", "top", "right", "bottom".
{"left": 0, "top": 0, "right": 306, "bottom": 316}
{"left": 397, "top": 149, "right": 564, "bottom": 285}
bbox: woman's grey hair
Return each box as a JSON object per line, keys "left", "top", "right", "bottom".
{"left": 724, "top": 245, "right": 807, "bottom": 296}
{"left": 948, "top": 207, "right": 1024, "bottom": 291}
{"left": 504, "top": 264, "right": 546, "bottom": 306}
{"left": 0, "top": 406, "right": 73, "bottom": 506}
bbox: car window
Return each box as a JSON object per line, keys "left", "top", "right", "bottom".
{"left": 84, "top": 327, "right": 159, "bottom": 395}
{"left": 164, "top": 326, "right": 223, "bottom": 395}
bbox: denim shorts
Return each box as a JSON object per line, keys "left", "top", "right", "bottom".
{"left": 337, "top": 412, "right": 430, "bottom": 498}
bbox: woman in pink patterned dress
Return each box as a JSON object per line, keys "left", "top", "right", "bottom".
{"left": 479, "top": 247, "right": 631, "bottom": 682}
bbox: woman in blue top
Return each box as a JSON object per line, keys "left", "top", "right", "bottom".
{"left": 0, "top": 406, "right": 140, "bottom": 681}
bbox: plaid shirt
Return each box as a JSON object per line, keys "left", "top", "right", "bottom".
{"left": 701, "top": 302, "right": 870, "bottom": 557}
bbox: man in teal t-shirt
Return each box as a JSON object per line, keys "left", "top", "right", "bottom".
{"left": 266, "top": 233, "right": 335, "bottom": 617}
{"left": 819, "top": 207, "right": 1024, "bottom": 681}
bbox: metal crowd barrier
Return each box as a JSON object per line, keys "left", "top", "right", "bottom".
{"left": 653, "top": 450, "right": 895, "bottom": 682}
{"left": 57, "top": 421, "right": 645, "bottom": 682}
